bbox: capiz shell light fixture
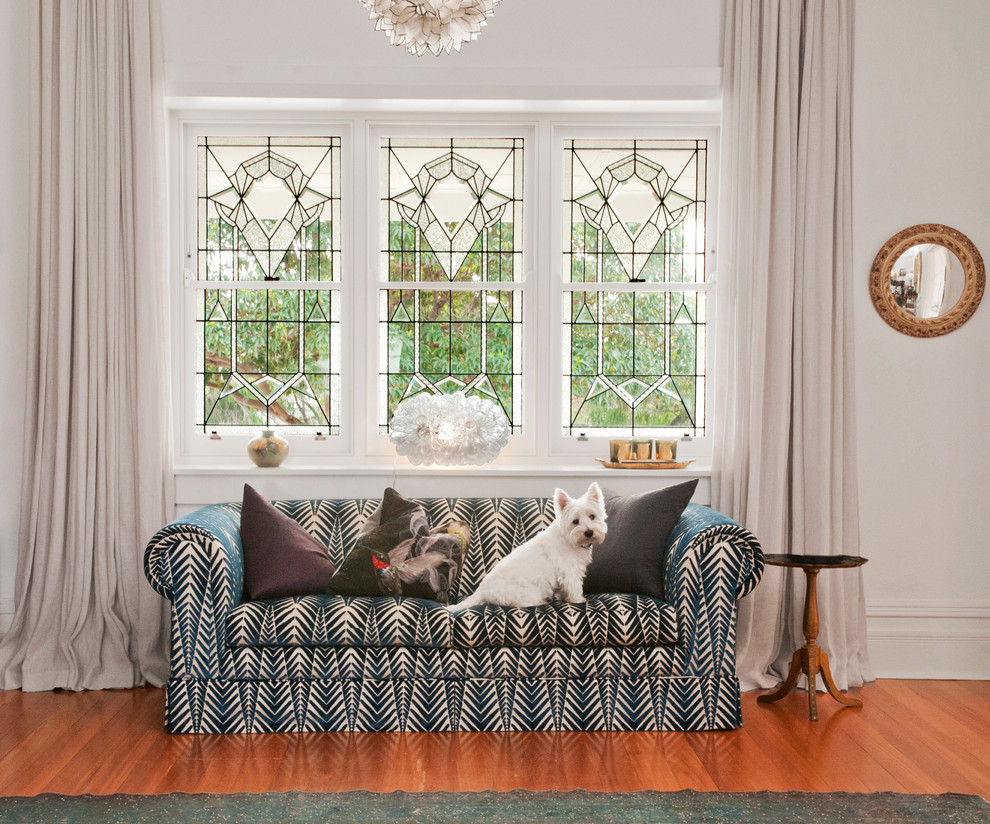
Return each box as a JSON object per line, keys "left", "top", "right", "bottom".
{"left": 389, "top": 391, "right": 510, "bottom": 466}
{"left": 360, "top": 0, "right": 503, "bottom": 57}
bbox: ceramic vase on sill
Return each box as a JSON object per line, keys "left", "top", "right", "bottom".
{"left": 248, "top": 428, "right": 289, "bottom": 468}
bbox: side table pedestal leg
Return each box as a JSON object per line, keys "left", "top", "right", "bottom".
{"left": 819, "top": 650, "right": 863, "bottom": 709}
{"left": 806, "top": 647, "right": 819, "bottom": 721}
{"left": 757, "top": 648, "right": 803, "bottom": 705}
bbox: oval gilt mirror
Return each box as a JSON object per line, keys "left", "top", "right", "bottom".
{"left": 870, "top": 224, "right": 985, "bottom": 337}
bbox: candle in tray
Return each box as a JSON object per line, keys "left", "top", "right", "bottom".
{"left": 630, "top": 439, "right": 652, "bottom": 460}
{"left": 609, "top": 439, "right": 631, "bottom": 462}
{"left": 654, "top": 440, "right": 678, "bottom": 460}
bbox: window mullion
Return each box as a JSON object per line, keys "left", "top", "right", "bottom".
{"left": 375, "top": 281, "right": 526, "bottom": 291}
{"left": 191, "top": 281, "right": 342, "bottom": 290}
{"left": 561, "top": 281, "right": 710, "bottom": 293}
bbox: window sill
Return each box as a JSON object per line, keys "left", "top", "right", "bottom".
{"left": 171, "top": 460, "right": 713, "bottom": 512}
{"left": 173, "top": 460, "right": 712, "bottom": 477}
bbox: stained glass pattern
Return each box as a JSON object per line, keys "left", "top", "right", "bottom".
{"left": 565, "top": 139, "right": 705, "bottom": 284}
{"left": 197, "top": 137, "right": 341, "bottom": 432}
{"left": 564, "top": 291, "right": 705, "bottom": 434}
{"left": 380, "top": 138, "right": 523, "bottom": 431}
{"left": 563, "top": 139, "right": 707, "bottom": 436}
{"left": 198, "top": 289, "right": 340, "bottom": 430}
{"left": 380, "top": 289, "right": 520, "bottom": 434}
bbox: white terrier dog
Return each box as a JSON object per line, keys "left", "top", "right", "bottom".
{"left": 448, "top": 482, "right": 607, "bottom": 611}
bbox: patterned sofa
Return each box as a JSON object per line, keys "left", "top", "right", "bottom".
{"left": 144, "top": 495, "right": 763, "bottom": 734}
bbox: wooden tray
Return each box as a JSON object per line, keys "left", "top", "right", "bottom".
{"left": 596, "top": 458, "right": 695, "bottom": 470}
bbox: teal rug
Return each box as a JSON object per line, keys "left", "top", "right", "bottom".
{"left": 0, "top": 790, "right": 987, "bottom": 823}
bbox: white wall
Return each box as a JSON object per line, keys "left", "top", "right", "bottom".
{"left": 161, "top": 0, "right": 722, "bottom": 100}
{"left": 2, "top": 0, "right": 988, "bottom": 676}
{"left": 852, "top": 0, "right": 990, "bottom": 676}
{"left": 0, "top": 0, "right": 31, "bottom": 637}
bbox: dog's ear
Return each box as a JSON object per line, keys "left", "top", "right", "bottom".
{"left": 553, "top": 488, "right": 570, "bottom": 517}
{"left": 586, "top": 481, "right": 603, "bottom": 504}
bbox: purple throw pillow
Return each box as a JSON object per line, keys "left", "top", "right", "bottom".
{"left": 240, "top": 483, "right": 336, "bottom": 601}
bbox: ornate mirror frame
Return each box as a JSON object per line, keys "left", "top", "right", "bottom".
{"left": 869, "top": 223, "right": 985, "bottom": 337}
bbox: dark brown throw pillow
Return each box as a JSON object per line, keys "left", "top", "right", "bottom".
{"left": 240, "top": 483, "right": 336, "bottom": 601}
{"left": 326, "top": 488, "right": 468, "bottom": 603}
{"left": 583, "top": 479, "right": 698, "bottom": 600}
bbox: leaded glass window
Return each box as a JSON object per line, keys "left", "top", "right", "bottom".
{"left": 197, "top": 136, "right": 341, "bottom": 432}
{"left": 379, "top": 137, "right": 523, "bottom": 433}
{"left": 563, "top": 138, "right": 707, "bottom": 436}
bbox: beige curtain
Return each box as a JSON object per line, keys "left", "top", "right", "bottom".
{"left": 714, "top": 0, "right": 872, "bottom": 691}
{"left": 0, "top": 0, "right": 171, "bottom": 691}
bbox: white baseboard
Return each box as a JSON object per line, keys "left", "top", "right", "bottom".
{"left": 867, "top": 600, "right": 990, "bottom": 679}
{"left": 867, "top": 633, "right": 990, "bottom": 679}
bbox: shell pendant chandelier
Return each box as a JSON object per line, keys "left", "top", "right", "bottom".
{"left": 360, "top": 0, "right": 503, "bottom": 57}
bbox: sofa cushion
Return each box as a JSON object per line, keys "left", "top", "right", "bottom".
{"left": 584, "top": 480, "right": 698, "bottom": 599}
{"left": 326, "top": 488, "right": 467, "bottom": 603}
{"left": 227, "top": 592, "right": 677, "bottom": 651}
{"left": 227, "top": 595, "right": 453, "bottom": 649}
{"left": 326, "top": 487, "right": 425, "bottom": 597}
{"left": 240, "top": 484, "right": 336, "bottom": 601}
{"left": 449, "top": 593, "right": 677, "bottom": 649}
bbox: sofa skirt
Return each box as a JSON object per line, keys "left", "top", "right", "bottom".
{"left": 164, "top": 674, "right": 743, "bottom": 733}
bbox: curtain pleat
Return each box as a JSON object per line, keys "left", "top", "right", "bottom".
{"left": 0, "top": 0, "right": 170, "bottom": 691}
{"left": 715, "top": 0, "right": 872, "bottom": 691}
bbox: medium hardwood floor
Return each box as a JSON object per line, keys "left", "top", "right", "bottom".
{"left": 1, "top": 680, "right": 988, "bottom": 798}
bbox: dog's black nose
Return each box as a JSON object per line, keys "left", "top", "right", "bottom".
{"left": 584, "top": 529, "right": 594, "bottom": 538}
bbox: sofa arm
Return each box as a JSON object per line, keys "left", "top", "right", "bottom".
{"left": 664, "top": 503, "right": 764, "bottom": 676}
{"left": 144, "top": 503, "right": 243, "bottom": 679}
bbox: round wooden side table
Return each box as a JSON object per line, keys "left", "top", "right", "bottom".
{"left": 757, "top": 554, "right": 868, "bottom": 721}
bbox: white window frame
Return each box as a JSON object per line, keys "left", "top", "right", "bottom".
{"left": 168, "top": 107, "right": 717, "bottom": 468}
{"left": 170, "top": 115, "right": 355, "bottom": 462}
{"left": 364, "top": 119, "right": 539, "bottom": 461}
{"left": 547, "top": 120, "right": 719, "bottom": 462}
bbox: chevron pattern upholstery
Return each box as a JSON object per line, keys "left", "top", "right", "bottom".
{"left": 226, "top": 593, "right": 678, "bottom": 650}
{"left": 145, "top": 498, "right": 763, "bottom": 733}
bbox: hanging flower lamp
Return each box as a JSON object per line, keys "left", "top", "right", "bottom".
{"left": 360, "top": 0, "right": 503, "bottom": 57}
{"left": 389, "top": 391, "right": 510, "bottom": 466}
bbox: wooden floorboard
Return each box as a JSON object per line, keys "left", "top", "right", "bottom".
{"left": 0, "top": 680, "right": 987, "bottom": 798}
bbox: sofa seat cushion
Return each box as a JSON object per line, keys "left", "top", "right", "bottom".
{"left": 226, "top": 593, "right": 677, "bottom": 651}
{"left": 227, "top": 595, "right": 453, "bottom": 649}
{"left": 449, "top": 594, "right": 677, "bottom": 649}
